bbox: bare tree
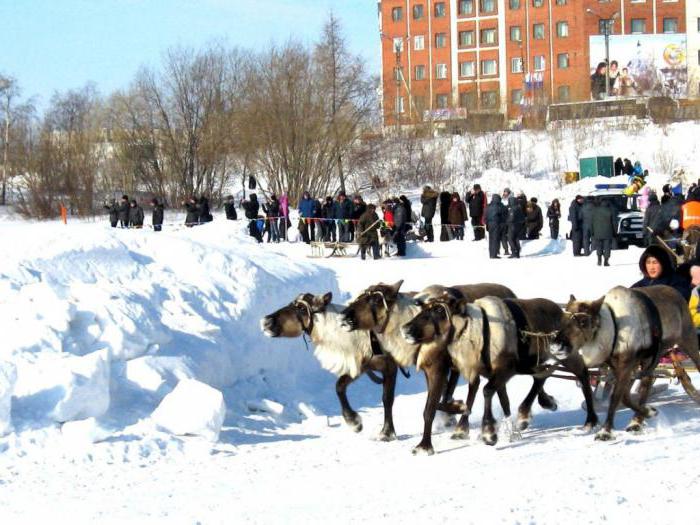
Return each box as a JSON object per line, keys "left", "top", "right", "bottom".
{"left": 0, "top": 74, "right": 20, "bottom": 205}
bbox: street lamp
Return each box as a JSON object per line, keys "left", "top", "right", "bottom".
{"left": 586, "top": 9, "right": 620, "bottom": 98}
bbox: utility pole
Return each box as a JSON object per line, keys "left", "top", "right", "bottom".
{"left": 0, "top": 78, "right": 10, "bottom": 206}
{"left": 395, "top": 41, "right": 402, "bottom": 135}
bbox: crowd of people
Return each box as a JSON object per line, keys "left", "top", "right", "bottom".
{"left": 104, "top": 195, "right": 163, "bottom": 230}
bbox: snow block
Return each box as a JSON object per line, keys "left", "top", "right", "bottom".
{"left": 51, "top": 350, "right": 111, "bottom": 423}
{"left": 61, "top": 417, "right": 111, "bottom": 445}
{"left": 151, "top": 379, "right": 226, "bottom": 442}
{"left": 0, "top": 361, "right": 17, "bottom": 435}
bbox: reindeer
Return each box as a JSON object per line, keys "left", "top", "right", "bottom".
{"left": 340, "top": 281, "right": 558, "bottom": 454}
{"left": 401, "top": 294, "right": 598, "bottom": 447}
{"left": 550, "top": 285, "right": 700, "bottom": 440}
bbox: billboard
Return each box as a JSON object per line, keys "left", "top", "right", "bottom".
{"left": 589, "top": 34, "right": 687, "bottom": 99}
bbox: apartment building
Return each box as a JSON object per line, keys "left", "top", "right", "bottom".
{"left": 379, "top": 0, "right": 691, "bottom": 126}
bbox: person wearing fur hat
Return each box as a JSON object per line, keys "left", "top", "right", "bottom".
{"left": 631, "top": 245, "right": 690, "bottom": 300}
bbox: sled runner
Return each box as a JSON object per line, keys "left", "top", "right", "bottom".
{"left": 309, "top": 241, "right": 361, "bottom": 258}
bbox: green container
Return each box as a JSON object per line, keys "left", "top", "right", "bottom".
{"left": 579, "top": 156, "right": 613, "bottom": 178}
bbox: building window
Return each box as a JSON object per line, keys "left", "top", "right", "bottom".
{"left": 391, "top": 7, "right": 403, "bottom": 22}
{"left": 413, "top": 4, "right": 424, "bottom": 19}
{"left": 556, "top": 21, "right": 569, "bottom": 37}
{"left": 510, "top": 26, "right": 522, "bottom": 41}
{"left": 434, "top": 2, "right": 446, "bottom": 17}
{"left": 511, "top": 57, "right": 523, "bottom": 73}
{"left": 460, "top": 61, "right": 476, "bottom": 77}
{"left": 435, "top": 33, "right": 447, "bottom": 48}
{"left": 630, "top": 0, "right": 645, "bottom": 3}
{"left": 533, "top": 0, "right": 543, "bottom": 7}
{"left": 557, "top": 53, "right": 569, "bottom": 68}
{"left": 481, "top": 59, "right": 497, "bottom": 75}
{"left": 630, "top": 19, "right": 645, "bottom": 34}
{"left": 459, "top": 30, "right": 475, "bottom": 47}
{"left": 558, "top": 86, "right": 570, "bottom": 102}
{"left": 533, "top": 23, "right": 545, "bottom": 39}
{"left": 458, "top": 0, "right": 474, "bottom": 15}
{"left": 481, "top": 28, "right": 497, "bottom": 45}
{"left": 393, "top": 37, "right": 404, "bottom": 52}
{"left": 436, "top": 63, "right": 448, "bottom": 79}
{"left": 534, "top": 55, "right": 546, "bottom": 71}
{"left": 511, "top": 89, "right": 523, "bottom": 104}
{"left": 436, "top": 94, "right": 449, "bottom": 108}
{"left": 510, "top": 0, "right": 521, "bottom": 8}
{"left": 395, "top": 97, "right": 404, "bottom": 114}
{"left": 415, "top": 65, "right": 426, "bottom": 80}
{"left": 556, "top": 0, "right": 567, "bottom": 5}
{"left": 414, "top": 35, "right": 425, "bottom": 51}
{"left": 393, "top": 67, "right": 404, "bottom": 81}
{"left": 460, "top": 91, "right": 477, "bottom": 109}
{"left": 481, "top": 91, "right": 498, "bottom": 108}
{"left": 480, "top": 0, "right": 496, "bottom": 13}
{"left": 663, "top": 18, "right": 678, "bottom": 33}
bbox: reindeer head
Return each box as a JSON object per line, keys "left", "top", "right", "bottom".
{"left": 550, "top": 294, "right": 604, "bottom": 360}
{"left": 261, "top": 292, "right": 333, "bottom": 338}
{"left": 401, "top": 292, "right": 465, "bottom": 345}
{"left": 340, "top": 280, "right": 404, "bottom": 332}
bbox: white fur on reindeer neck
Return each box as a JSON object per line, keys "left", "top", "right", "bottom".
{"left": 309, "top": 304, "right": 373, "bottom": 378}
{"left": 376, "top": 294, "right": 422, "bottom": 368}
{"left": 576, "top": 303, "right": 616, "bottom": 367}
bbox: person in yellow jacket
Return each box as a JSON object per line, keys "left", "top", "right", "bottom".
{"left": 689, "top": 265, "right": 700, "bottom": 329}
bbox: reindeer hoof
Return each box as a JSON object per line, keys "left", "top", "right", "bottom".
{"left": 482, "top": 432, "right": 498, "bottom": 446}
{"left": 376, "top": 431, "right": 397, "bottom": 442}
{"left": 344, "top": 414, "right": 363, "bottom": 433}
{"left": 645, "top": 407, "right": 658, "bottom": 418}
{"left": 516, "top": 414, "right": 532, "bottom": 431}
{"left": 594, "top": 429, "right": 614, "bottom": 441}
{"left": 581, "top": 421, "right": 597, "bottom": 432}
{"left": 411, "top": 444, "right": 435, "bottom": 456}
{"left": 538, "top": 394, "right": 558, "bottom": 412}
{"left": 626, "top": 422, "right": 642, "bottom": 434}
{"left": 451, "top": 428, "right": 469, "bottom": 440}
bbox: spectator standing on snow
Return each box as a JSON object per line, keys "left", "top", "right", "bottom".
{"left": 262, "top": 195, "right": 281, "bottom": 243}
{"left": 242, "top": 193, "right": 262, "bottom": 243}
{"left": 448, "top": 192, "right": 467, "bottom": 241}
{"left": 614, "top": 157, "right": 624, "bottom": 176}
{"left": 224, "top": 195, "right": 238, "bottom": 220}
{"left": 393, "top": 197, "right": 408, "bottom": 256}
{"left": 334, "top": 191, "right": 353, "bottom": 243}
{"left": 643, "top": 193, "right": 664, "bottom": 246}
{"left": 486, "top": 194, "right": 507, "bottom": 259}
{"left": 129, "top": 199, "right": 144, "bottom": 229}
{"left": 118, "top": 195, "right": 130, "bottom": 228}
{"left": 526, "top": 197, "right": 543, "bottom": 240}
{"left": 581, "top": 196, "right": 595, "bottom": 256}
{"left": 420, "top": 185, "right": 438, "bottom": 242}
{"left": 184, "top": 197, "right": 200, "bottom": 227}
{"left": 199, "top": 196, "right": 213, "bottom": 223}
{"left": 500, "top": 188, "right": 512, "bottom": 255}
{"left": 298, "top": 191, "right": 315, "bottom": 244}
{"left": 105, "top": 199, "right": 119, "bottom": 228}
{"left": 591, "top": 198, "right": 615, "bottom": 266}
{"left": 279, "top": 194, "right": 289, "bottom": 242}
{"left": 623, "top": 159, "right": 634, "bottom": 176}
{"left": 321, "top": 196, "right": 335, "bottom": 242}
{"left": 439, "top": 191, "right": 451, "bottom": 241}
{"left": 547, "top": 199, "right": 561, "bottom": 239}
{"left": 467, "top": 184, "right": 487, "bottom": 241}
{"left": 350, "top": 195, "right": 366, "bottom": 242}
{"left": 357, "top": 204, "right": 381, "bottom": 260}
{"left": 568, "top": 194, "right": 584, "bottom": 256}
{"left": 151, "top": 198, "right": 164, "bottom": 232}
{"left": 506, "top": 195, "right": 525, "bottom": 258}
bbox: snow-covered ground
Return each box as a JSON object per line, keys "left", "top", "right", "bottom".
{"left": 2, "top": 151, "right": 700, "bottom": 522}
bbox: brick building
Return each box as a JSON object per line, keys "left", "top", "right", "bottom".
{"left": 378, "top": 0, "right": 695, "bottom": 127}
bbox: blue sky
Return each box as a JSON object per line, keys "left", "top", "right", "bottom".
{"left": 0, "top": 0, "right": 380, "bottom": 109}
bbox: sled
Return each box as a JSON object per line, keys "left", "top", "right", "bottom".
{"left": 308, "top": 241, "right": 361, "bottom": 258}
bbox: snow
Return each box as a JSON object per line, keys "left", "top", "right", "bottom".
{"left": 1, "top": 122, "right": 700, "bottom": 522}
{"left": 151, "top": 379, "right": 226, "bottom": 442}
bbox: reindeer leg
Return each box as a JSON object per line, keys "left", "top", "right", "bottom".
{"left": 412, "top": 356, "right": 449, "bottom": 456}
{"left": 336, "top": 375, "right": 362, "bottom": 432}
{"left": 367, "top": 355, "right": 398, "bottom": 441}
{"left": 625, "top": 374, "right": 657, "bottom": 433}
{"left": 565, "top": 358, "right": 599, "bottom": 431}
{"left": 517, "top": 377, "right": 545, "bottom": 431}
{"left": 437, "top": 367, "right": 465, "bottom": 421}
{"left": 482, "top": 373, "right": 512, "bottom": 446}
{"left": 452, "top": 376, "right": 480, "bottom": 440}
{"left": 595, "top": 366, "right": 633, "bottom": 441}
{"left": 536, "top": 385, "right": 558, "bottom": 411}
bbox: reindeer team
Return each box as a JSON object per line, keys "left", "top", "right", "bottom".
{"left": 262, "top": 280, "right": 700, "bottom": 455}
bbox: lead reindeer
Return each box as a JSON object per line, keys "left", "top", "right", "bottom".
{"left": 401, "top": 294, "right": 598, "bottom": 446}
{"left": 550, "top": 285, "right": 700, "bottom": 440}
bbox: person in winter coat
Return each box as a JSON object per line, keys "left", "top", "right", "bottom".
{"left": 357, "top": 204, "right": 381, "bottom": 260}
{"left": 420, "top": 186, "right": 438, "bottom": 242}
{"left": 242, "top": 193, "right": 262, "bottom": 243}
{"left": 224, "top": 195, "right": 237, "bottom": 220}
{"left": 199, "top": 196, "right": 213, "bottom": 223}
{"left": 581, "top": 196, "right": 595, "bottom": 256}
{"left": 151, "top": 198, "right": 164, "bottom": 232}
{"left": 500, "top": 188, "right": 512, "bottom": 255}
{"left": 118, "top": 195, "right": 130, "bottom": 228}
{"left": 393, "top": 197, "right": 408, "bottom": 256}
{"left": 661, "top": 192, "right": 683, "bottom": 235}
{"left": 382, "top": 199, "right": 395, "bottom": 229}
{"left": 547, "top": 199, "right": 561, "bottom": 239}
{"left": 486, "top": 194, "right": 507, "bottom": 259}
{"left": 184, "top": 197, "right": 199, "bottom": 227}
{"left": 466, "top": 184, "right": 487, "bottom": 241}
{"left": 298, "top": 191, "right": 315, "bottom": 244}
{"left": 506, "top": 195, "right": 525, "bottom": 258}
{"left": 568, "top": 195, "right": 584, "bottom": 255}
{"left": 278, "top": 194, "right": 289, "bottom": 241}
{"left": 623, "top": 158, "right": 634, "bottom": 176}
{"left": 643, "top": 193, "right": 663, "bottom": 245}
{"left": 399, "top": 195, "right": 412, "bottom": 231}
{"left": 262, "top": 195, "right": 281, "bottom": 243}
{"left": 321, "top": 196, "right": 336, "bottom": 242}
{"left": 614, "top": 157, "right": 624, "bottom": 176}
{"left": 104, "top": 199, "right": 119, "bottom": 227}
{"left": 591, "top": 198, "right": 615, "bottom": 266}
{"left": 448, "top": 192, "right": 467, "bottom": 240}
{"left": 333, "top": 192, "right": 354, "bottom": 243}
{"left": 350, "top": 195, "right": 366, "bottom": 242}
{"left": 525, "top": 197, "right": 543, "bottom": 240}
{"left": 631, "top": 245, "right": 691, "bottom": 300}
{"left": 128, "top": 199, "right": 144, "bottom": 228}
{"left": 439, "top": 191, "right": 451, "bottom": 241}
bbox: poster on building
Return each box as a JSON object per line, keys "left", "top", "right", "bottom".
{"left": 589, "top": 34, "right": 687, "bottom": 99}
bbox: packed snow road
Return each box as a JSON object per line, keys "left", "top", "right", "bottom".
{"left": 1, "top": 217, "right": 699, "bottom": 524}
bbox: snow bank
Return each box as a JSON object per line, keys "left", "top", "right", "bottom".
{"left": 152, "top": 379, "right": 226, "bottom": 441}
{"left": 0, "top": 361, "right": 17, "bottom": 435}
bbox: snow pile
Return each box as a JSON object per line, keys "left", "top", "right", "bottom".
{"left": 152, "top": 379, "right": 226, "bottom": 442}
{"left": 0, "top": 361, "right": 17, "bottom": 435}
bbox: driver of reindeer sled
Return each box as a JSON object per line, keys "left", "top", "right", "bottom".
{"left": 630, "top": 245, "right": 691, "bottom": 301}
